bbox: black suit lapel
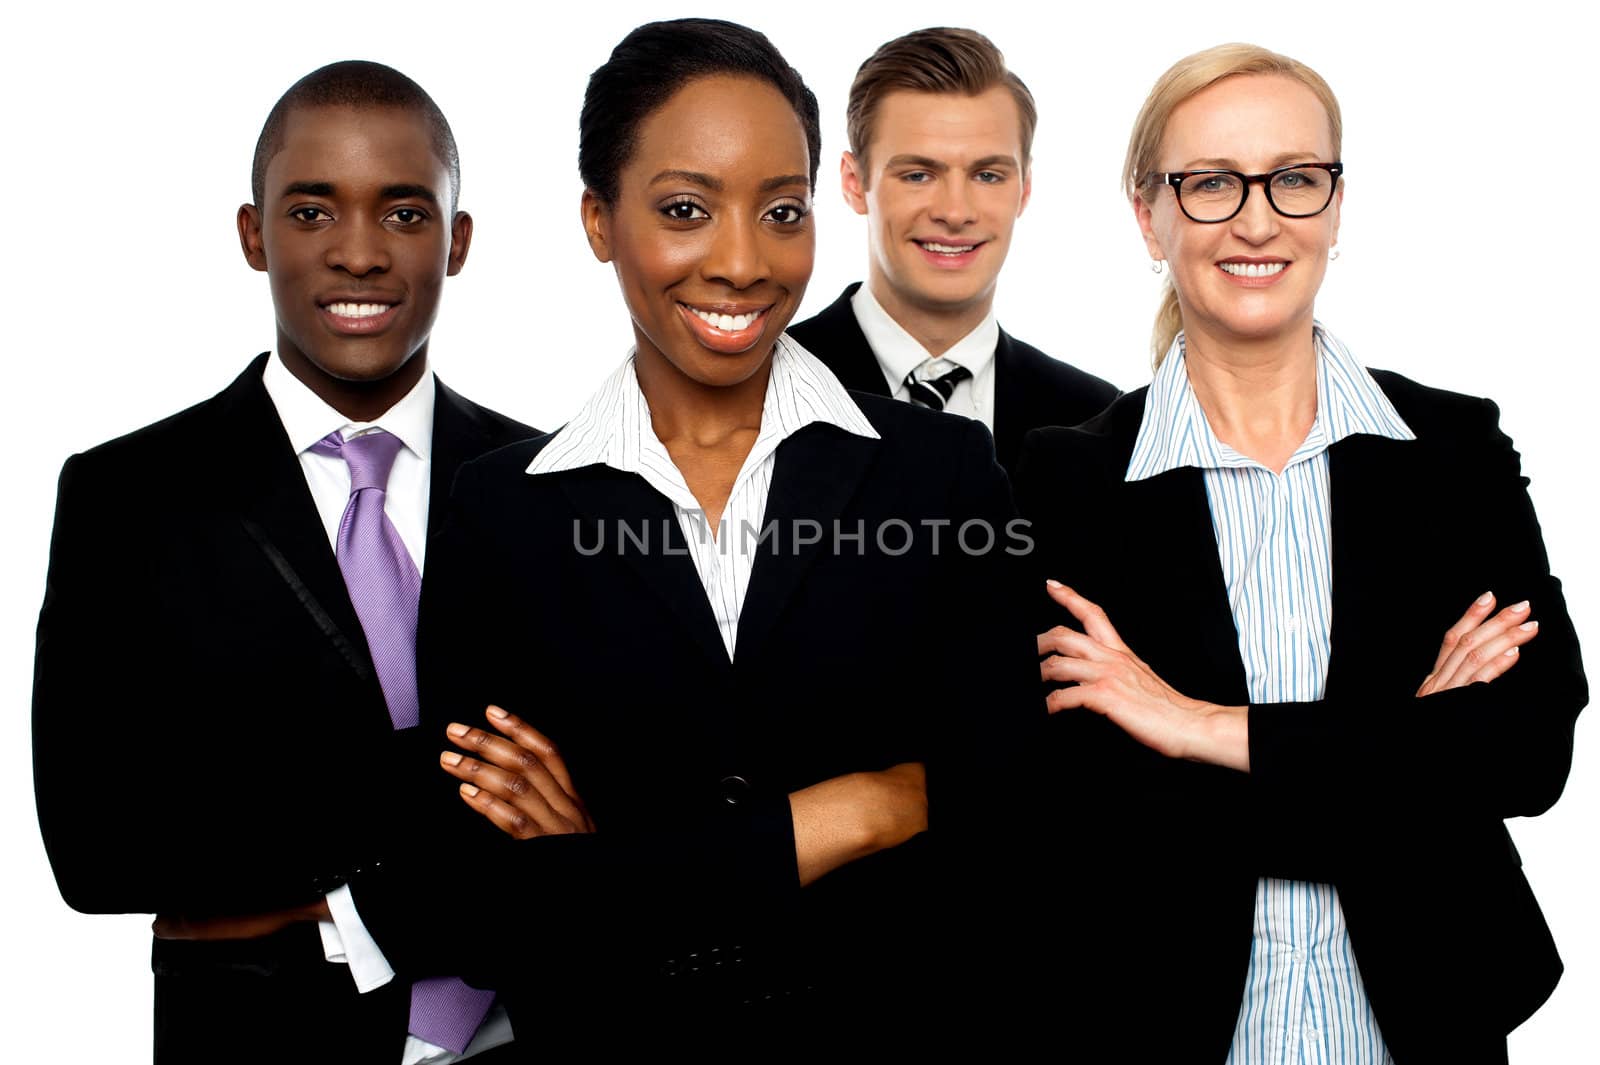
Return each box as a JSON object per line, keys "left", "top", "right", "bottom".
{"left": 1119, "top": 465, "right": 1249, "bottom": 706}
{"left": 555, "top": 467, "right": 731, "bottom": 669}
{"left": 215, "top": 355, "right": 380, "bottom": 692}
{"left": 790, "top": 283, "right": 894, "bottom": 398}
{"left": 733, "top": 424, "right": 879, "bottom": 661}
{"left": 991, "top": 330, "right": 1025, "bottom": 476}
{"left": 1325, "top": 433, "right": 1424, "bottom": 699}
{"left": 427, "top": 378, "right": 499, "bottom": 539}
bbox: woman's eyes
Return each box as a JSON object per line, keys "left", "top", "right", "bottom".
{"left": 764, "top": 203, "right": 809, "bottom": 225}
{"left": 661, "top": 200, "right": 710, "bottom": 221}
{"left": 658, "top": 200, "right": 809, "bottom": 225}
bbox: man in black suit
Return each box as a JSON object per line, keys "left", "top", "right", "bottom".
{"left": 33, "top": 62, "right": 531, "bottom": 1064}
{"left": 786, "top": 27, "right": 1118, "bottom": 477}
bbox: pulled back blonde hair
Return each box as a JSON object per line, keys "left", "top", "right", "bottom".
{"left": 1124, "top": 44, "right": 1342, "bottom": 367}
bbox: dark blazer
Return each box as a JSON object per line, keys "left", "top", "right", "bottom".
{"left": 32, "top": 353, "right": 534, "bottom": 1065}
{"left": 1013, "top": 372, "right": 1586, "bottom": 1063}
{"left": 786, "top": 282, "right": 1120, "bottom": 477}
{"left": 350, "top": 392, "right": 1043, "bottom": 1049}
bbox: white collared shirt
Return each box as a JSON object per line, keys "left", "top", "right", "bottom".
{"left": 1127, "top": 323, "right": 1415, "bottom": 1065}
{"left": 262, "top": 353, "right": 434, "bottom": 569}
{"left": 260, "top": 354, "right": 512, "bottom": 1065}
{"left": 850, "top": 282, "right": 999, "bottom": 429}
{"left": 528, "top": 335, "right": 879, "bottom": 659}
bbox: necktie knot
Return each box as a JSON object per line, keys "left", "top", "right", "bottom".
{"left": 313, "top": 429, "right": 406, "bottom": 493}
{"left": 904, "top": 362, "right": 973, "bottom": 412}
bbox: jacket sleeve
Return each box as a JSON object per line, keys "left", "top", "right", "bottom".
{"left": 348, "top": 458, "right": 804, "bottom": 984}
{"left": 1248, "top": 398, "right": 1587, "bottom": 823}
{"left": 31, "top": 453, "right": 330, "bottom": 915}
{"left": 32, "top": 452, "right": 167, "bottom": 913}
{"left": 32, "top": 450, "right": 421, "bottom": 916}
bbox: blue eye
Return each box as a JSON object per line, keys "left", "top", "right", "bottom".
{"left": 902, "top": 171, "right": 932, "bottom": 183}
{"left": 1273, "top": 169, "right": 1324, "bottom": 190}
{"left": 975, "top": 171, "right": 1004, "bottom": 184}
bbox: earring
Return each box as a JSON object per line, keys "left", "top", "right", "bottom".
{"left": 1329, "top": 247, "right": 1341, "bottom": 261}
{"left": 1151, "top": 260, "right": 1165, "bottom": 274}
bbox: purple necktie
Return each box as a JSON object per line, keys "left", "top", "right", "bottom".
{"left": 312, "top": 429, "right": 496, "bottom": 1055}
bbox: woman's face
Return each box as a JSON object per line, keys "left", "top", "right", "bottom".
{"left": 583, "top": 73, "right": 814, "bottom": 388}
{"left": 1136, "top": 73, "right": 1341, "bottom": 353}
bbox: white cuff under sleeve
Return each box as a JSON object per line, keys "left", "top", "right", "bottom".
{"left": 320, "top": 884, "right": 397, "bottom": 993}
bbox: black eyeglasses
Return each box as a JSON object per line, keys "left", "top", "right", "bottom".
{"left": 1150, "top": 162, "right": 1344, "bottom": 223}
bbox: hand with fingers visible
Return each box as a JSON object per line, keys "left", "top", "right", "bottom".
{"left": 1037, "top": 579, "right": 1250, "bottom": 772}
{"left": 1417, "top": 591, "right": 1539, "bottom": 697}
{"left": 441, "top": 705, "right": 596, "bottom": 840}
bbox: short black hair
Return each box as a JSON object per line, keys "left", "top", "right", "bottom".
{"left": 579, "top": 19, "right": 821, "bottom": 205}
{"left": 251, "top": 60, "right": 460, "bottom": 211}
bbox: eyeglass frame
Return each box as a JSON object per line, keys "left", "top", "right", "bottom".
{"left": 1149, "top": 162, "right": 1344, "bottom": 224}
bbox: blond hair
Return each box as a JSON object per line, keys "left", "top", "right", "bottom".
{"left": 1123, "top": 44, "right": 1342, "bottom": 366}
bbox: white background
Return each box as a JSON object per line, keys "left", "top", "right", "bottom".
{"left": 2, "top": 1, "right": 1595, "bottom": 1060}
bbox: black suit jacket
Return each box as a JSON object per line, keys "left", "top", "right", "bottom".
{"left": 32, "top": 353, "right": 533, "bottom": 1064}
{"left": 351, "top": 392, "right": 1043, "bottom": 1049}
{"left": 1013, "top": 372, "right": 1586, "bottom": 1063}
{"left": 786, "top": 283, "right": 1120, "bottom": 477}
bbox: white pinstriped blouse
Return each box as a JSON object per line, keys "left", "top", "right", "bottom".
{"left": 526, "top": 335, "right": 880, "bottom": 660}
{"left": 1127, "top": 324, "right": 1415, "bottom": 1065}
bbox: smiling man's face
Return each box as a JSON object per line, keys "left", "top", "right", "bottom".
{"left": 239, "top": 104, "right": 469, "bottom": 411}
{"left": 844, "top": 86, "right": 1031, "bottom": 325}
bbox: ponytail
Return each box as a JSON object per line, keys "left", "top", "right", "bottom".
{"left": 1151, "top": 278, "right": 1183, "bottom": 368}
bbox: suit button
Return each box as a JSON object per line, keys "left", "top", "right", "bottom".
{"left": 720, "top": 775, "right": 751, "bottom": 805}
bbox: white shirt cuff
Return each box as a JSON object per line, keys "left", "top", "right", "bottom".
{"left": 320, "top": 884, "right": 397, "bottom": 993}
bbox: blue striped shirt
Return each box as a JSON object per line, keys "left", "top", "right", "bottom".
{"left": 526, "top": 335, "right": 879, "bottom": 660}
{"left": 1127, "top": 324, "right": 1415, "bottom": 1065}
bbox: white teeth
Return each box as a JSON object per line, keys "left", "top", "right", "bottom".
{"left": 690, "top": 308, "right": 760, "bottom": 331}
{"left": 326, "top": 302, "right": 392, "bottom": 318}
{"left": 920, "top": 241, "right": 976, "bottom": 254}
{"left": 1219, "top": 262, "right": 1287, "bottom": 278}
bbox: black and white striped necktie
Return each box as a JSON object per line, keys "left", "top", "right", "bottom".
{"left": 903, "top": 363, "right": 972, "bottom": 412}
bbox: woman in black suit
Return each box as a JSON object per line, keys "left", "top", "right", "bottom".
{"left": 349, "top": 18, "right": 1040, "bottom": 1049}
{"left": 1016, "top": 44, "right": 1586, "bottom": 1063}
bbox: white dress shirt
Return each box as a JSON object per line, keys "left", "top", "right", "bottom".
{"left": 850, "top": 282, "right": 999, "bottom": 429}
{"left": 526, "top": 335, "right": 879, "bottom": 659}
{"left": 1126, "top": 324, "right": 1415, "bottom": 1065}
{"left": 260, "top": 354, "right": 513, "bottom": 1065}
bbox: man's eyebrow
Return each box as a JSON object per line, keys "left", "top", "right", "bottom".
{"left": 277, "top": 182, "right": 441, "bottom": 205}
{"left": 969, "top": 155, "right": 1019, "bottom": 171}
{"left": 382, "top": 184, "right": 440, "bottom": 205}
{"left": 882, "top": 155, "right": 948, "bottom": 173}
{"left": 759, "top": 174, "right": 811, "bottom": 193}
{"left": 650, "top": 169, "right": 722, "bottom": 191}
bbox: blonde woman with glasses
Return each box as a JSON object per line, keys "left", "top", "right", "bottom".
{"left": 1015, "top": 43, "right": 1586, "bottom": 1063}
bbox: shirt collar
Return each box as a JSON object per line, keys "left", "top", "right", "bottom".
{"left": 261, "top": 352, "right": 436, "bottom": 459}
{"left": 526, "top": 334, "right": 879, "bottom": 499}
{"left": 1125, "top": 322, "right": 1414, "bottom": 482}
{"left": 850, "top": 282, "right": 999, "bottom": 385}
